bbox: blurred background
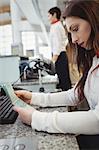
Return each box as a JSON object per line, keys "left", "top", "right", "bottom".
{"left": 0, "top": 0, "right": 69, "bottom": 58}
{"left": 0, "top": 0, "right": 73, "bottom": 92}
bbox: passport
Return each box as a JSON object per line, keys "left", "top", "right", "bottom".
{"left": 2, "top": 83, "right": 32, "bottom": 109}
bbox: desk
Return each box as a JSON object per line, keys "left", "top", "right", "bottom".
{"left": 15, "top": 80, "right": 57, "bottom": 93}
{"left": 0, "top": 107, "right": 79, "bottom": 150}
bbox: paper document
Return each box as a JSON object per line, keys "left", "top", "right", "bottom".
{"left": 1, "top": 83, "right": 32, "bottom": 109}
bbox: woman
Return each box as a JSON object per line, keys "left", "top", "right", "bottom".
{"left": 14, "top": 1, "right": 99, "bottom": 149}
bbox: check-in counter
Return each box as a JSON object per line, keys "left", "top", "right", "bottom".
{"left": 15, "top": 75, "right": 58, "bottom": 93}
{"left": 0, "top": 106, "right": 79, "bottom": 150}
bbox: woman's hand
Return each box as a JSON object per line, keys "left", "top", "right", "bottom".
{"left": 15, "top": 90, "right": 32, "bottom": 104}
{"left": 13, "top": 106, "right": 35, "bottom": 125}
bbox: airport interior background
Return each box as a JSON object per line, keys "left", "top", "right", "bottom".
{"left": 0, "top": 0, "right": 76, "bottom": 93}
{"left": 0, "top": 1, "right": 84, "bottom": 149}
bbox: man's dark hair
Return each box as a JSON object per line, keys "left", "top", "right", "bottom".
{"left": 48, "top": 7, "right": 61, "bottom": 20}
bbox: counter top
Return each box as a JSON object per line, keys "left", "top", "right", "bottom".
{"left": 0, "top": 107, "right": 79, "bottom": 150}
{"left": 14, "top": 79, "right": 58, "bottom": 93}
{"left": 16, "top": 74, "right": 58, "bottom": 85}
{"left": 0, "top": 55, "right": 19, "bottom": 58}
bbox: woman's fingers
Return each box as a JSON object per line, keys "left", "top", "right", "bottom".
{"left": 13, "top": 106, "right": 35, "bottom": 125}
{"left": 14, "top": 90, "right": 32, "bottom": 104}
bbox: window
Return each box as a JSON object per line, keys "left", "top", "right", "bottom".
{"left": 22, "top": 31, "right": 51, "bottom": 59}
{"left": 22, "top": 31, "right": 35, "bottom": 55}
{"left": 0, "top": 24, "right": 12, "bottom": 55}
{"left": 0, "top": 26, "right": 51, "bottom": 59}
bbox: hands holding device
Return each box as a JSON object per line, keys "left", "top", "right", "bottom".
{"left": 13, "top": 90, "right": 36, "bottom": 125}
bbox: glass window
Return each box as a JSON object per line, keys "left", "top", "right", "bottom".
{"left": 0, "top": 24, "right": 12, "bottom": 55}
{"left": 0, "top": 26, "right": 51, "bottom": 59}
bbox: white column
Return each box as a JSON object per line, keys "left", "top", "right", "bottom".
{"left": 34, "top": 33, "right": 39, "bottom": 56}
{"left": 10, "top": 0, "right": 23, "bottom": 55}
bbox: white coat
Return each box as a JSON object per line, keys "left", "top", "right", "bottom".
{"left": 31, "top": 56, "right": 99, "bottom": 134}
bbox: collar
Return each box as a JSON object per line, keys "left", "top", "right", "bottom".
{"left": 96, "top": 51, "right": 99, "bottom": 58}
{"left": 51, "top": 20, "right": 60, "bottom": 24}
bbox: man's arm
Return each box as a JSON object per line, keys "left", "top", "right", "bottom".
{"left": 52, "top": 54, "right": 59, "bottom": 62}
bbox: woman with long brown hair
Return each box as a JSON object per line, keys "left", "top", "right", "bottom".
{"left": 13, "top": 1, "right": 99, "bottom": 149}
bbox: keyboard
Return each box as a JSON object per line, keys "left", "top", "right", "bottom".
{"left": 0, "top": 89, "right": 18, "bottom": 124}
{"left": 0, "top": 83, "right": 32, "bottom": 125}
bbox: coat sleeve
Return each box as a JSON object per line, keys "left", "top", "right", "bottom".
{"left": 31, "top": 87, "right": 78, "bottom": 107}
{"left": 31, "top": 109, "right": 99, "bottom": 134}
{"left": 31, "top": 58, "right": 99, "bottom": 134}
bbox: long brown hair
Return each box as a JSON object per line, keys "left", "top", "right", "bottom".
{"left": 63, "top": 0, "right": 99, "bottom": 101}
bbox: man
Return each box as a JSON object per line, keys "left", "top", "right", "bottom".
{"left": 48, "top": 7, "right": 71, "bottom": 91}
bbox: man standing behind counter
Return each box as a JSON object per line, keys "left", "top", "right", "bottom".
{"left": 48, "top": 7, "right": 71, "bottom": 91}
